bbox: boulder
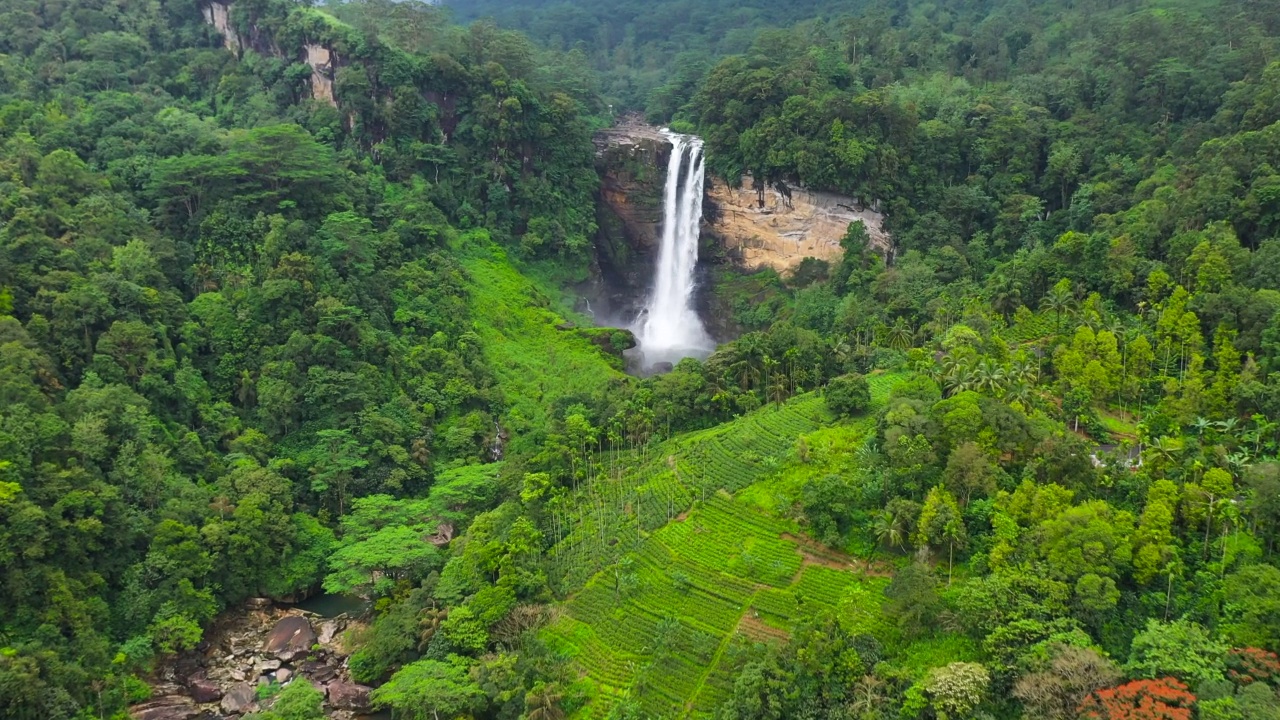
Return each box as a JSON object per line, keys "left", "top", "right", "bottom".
{"left": 130, "top": 696, "right": 199, "bottom": 720}
{"left": 275, "top": 668, "right": 292, "bottom": 684}
{"left": 255, "top": 657, "right": 282, "bottom": 673}
{"left": 263, "top": 615, "right": 316, "bottom": 661}
{"left": 316, "top": 620, "right": 342, "bottom": 645}
{"left": 220, "top": 682, "right": 257, "bottom": 715}
{"left": 186, "top": 673, "right": 222, "bottom": 704}
{"left": 326, "top": 680, "right": 372, "bottom": 711}
{"left": 297, "top": 660, "right": 337, "bottom": 683}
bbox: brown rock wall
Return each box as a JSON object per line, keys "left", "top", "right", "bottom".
{"left": 704, "top": 177, "right": 890, "bottom": 274}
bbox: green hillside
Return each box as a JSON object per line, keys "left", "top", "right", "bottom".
{"left": 543, "top": 374, "right": 915, "bottom": 718}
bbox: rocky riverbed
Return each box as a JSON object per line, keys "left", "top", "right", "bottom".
{"left": 130, "top": 599, "right": 377, "bottom": 720}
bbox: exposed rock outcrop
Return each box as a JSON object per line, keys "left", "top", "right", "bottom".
{"left": 134, "top": 600, "right": 363, "bottom": 719}
{"left": 201, "top": 2, "right": 240, "bottom": 53}
{"left": 130, "top": 694, "right": 199, "bottom": 720}
{"left": 304, "top": 43, "right": 336, "bottom": 106}
{"left": 200, "top": 2, "right": 339, "bottom": 107}
{"left": 592, "top": 120, "right": 672, "bottom": 304}
{"left": 704, "top": 177, "right": 891, "bottom": 274}
{"left": 219, "top": 683, "right": 257, "bottom": 715}
{"left": 187, "top": 673, "right": 223, "bottom": 703}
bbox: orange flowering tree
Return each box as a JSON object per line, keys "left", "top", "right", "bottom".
{"left": 1226, "top": 648, "right": 1280, "bottom": 686}
{"left": 1078, "top": 678, "right": 1195, "bottom": 720}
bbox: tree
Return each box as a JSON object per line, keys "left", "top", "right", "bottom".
{"left": 370, "top": 656, "right": 485, "bottom": 720}
{"left": 1222, "top": 564, "right": 1280, "bottom": 650}
{"left": 1037, "top": 501, "right": 1134, "bottom": 589}
{"left": 916, "top": 486, "right": 967, "bottom": 584}
{"left": 1126, "top": 619, "right": 1228, "bottom": 686}
{"left": 302, "top": 429, "right": 369, "bottom": 516}
{"left": 1078, "top": 678, "right": 1196, "bottom": 720}
{"left": 826, "top": 372, "right": 871, "bottom": 416}
{"left": 325, "top": 524, "right": 442, "bottom": 596}
{"left": 872, "top": 508, "right": 908, "bottom": 551}
{"left": 1042, "top": 279, "right": 1077, "bottom": 334}
{"left": 323, "top": 495, "right": 442, "bottom": 596}
{"left": 943, "top": 442, "right": 999, "bottom": 504}
{"left": 1133, "top": 480, "right": 1180, "bottom": 585}
{"left": 925, "top": 662, "right": 990, "bottom": 719}
{"left": 884, "top": 563, "right": 943, "bottom": 638}
{"left": 525, "top": 682, "right": 566, "bottom": 720}
{"left": 1013, "top": 645, "right": 1121, "bottom": 720}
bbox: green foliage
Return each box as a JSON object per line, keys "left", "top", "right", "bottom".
{"left": 1222, "top": 564, "right": 1280, "bottom": 650}
{"left": 10, "top": 0, "right": 1280, "bottom": 716}
{"left": 825, "top": 372, "right": 871, "bottom": 417}
{"left": 1126, "top": 619, "right": 1228, "bottom": 687}
{"left": 245, "top": 679, "right": 326, "bottom": 720}
{"left": 370, "top": 655, "right": 485, "bottom": 720}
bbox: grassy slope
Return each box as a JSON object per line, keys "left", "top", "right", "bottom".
{"left": 543, "top": 371, "right": 979, "bottom": 718}
{"left": 454, "top": 231, "right": 626, "bottom": 453}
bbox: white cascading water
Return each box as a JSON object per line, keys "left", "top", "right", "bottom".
{"left": 636, "top": 131, "right": 714, "bottom": 370}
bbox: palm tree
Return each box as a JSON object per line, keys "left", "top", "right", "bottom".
{"left": 1249, "top": 415, "right": 1279, "bottom": 456}
{"left": 942, "top": 518, "right": 966, "bottom": 586}
{"left": 1145, "top": 435, "right": 1185, "bottom": 471}
{"left": 1224, "top": 451, "right": 1252, "bottom": 477}
{"left": 973, "top": 358, "right": 1007, "bottom": 396}
{"left": 851, "top": 675, "right": 888, "bottom": 718}
{"left": 1041, "top": 285, "right": 1076, "bottom": 333}
{"left": 1004, "top": 380, "right": 1034, "bottom": 409}
{"left": 762, "top": 355, "right": 780, "bottom": 398}
{"left": 990, "top": 278, "right": 1023, "bottom": 322}
{"left": 1009, "top": 356, "right": 1039, "bottom": 385}
{"left": 1216, "top": 417, "right": 1239, "bottom": 436}
{"left": 949, "top": 364, "right": 978, "bottom": 395}
{"left": 525, "top": 683, "right": 566, "bottom": 720}
{"left": 832, "top": 336, "right": 853, "bottom": 369}
{"left": 417, "top": 606, "right": 447, "bottom": 651}
{"left": 886, "top": 317, "right": 914, "bottom": 351}
{"left": 731, "top": 359, "right": 759, "bottom": 391}
{"left": 872, "top": 509, "right": 905, "bottom": 551}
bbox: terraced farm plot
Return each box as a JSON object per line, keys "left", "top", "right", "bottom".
{"left": 549, "top": 373, "right": 907, "bottom": 591}
{"left": 543, "top": 373, "right": 910, "bottom": 717}
{"left": 544, "top": 493, "right": 890, "bottom": 719}
{"left": 1003, "top": 309, "right": 1057, "bottom": 343}
{"left": 547, "top": 394, "right": 834, "bottom": 591}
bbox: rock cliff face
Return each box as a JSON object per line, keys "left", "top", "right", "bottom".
{"left": 704, "top": 177, "right": 890, "bottom": 273}
{"left": 201, "top": 2, "right": 240, "bottom": 52}
{"left": 591, "top": 122, "right": 671, "bottom": 306}
{"left": 200, "top": 1, "right": 339, "bottom": 107}
{"left": 303, "top": 43, "right": 337, "bottom": 106}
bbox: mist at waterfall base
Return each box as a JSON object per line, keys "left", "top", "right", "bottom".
{"left": 632, "top": 131, "right": 716, "bottom": 373}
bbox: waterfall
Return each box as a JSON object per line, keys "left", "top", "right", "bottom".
{"left": 636, "top": 131, "right": 713, "bottom": 370}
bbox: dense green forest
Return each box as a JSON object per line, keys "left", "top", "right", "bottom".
{"left": 6, "top": 0, "right": 1280, "bottom": 718}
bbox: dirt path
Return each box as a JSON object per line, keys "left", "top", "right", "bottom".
{"left": 737, "top": 612, "right": 791, "bottom": 644}
{"left": 782, "top": 532, "right": 895, "bottom": 579}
